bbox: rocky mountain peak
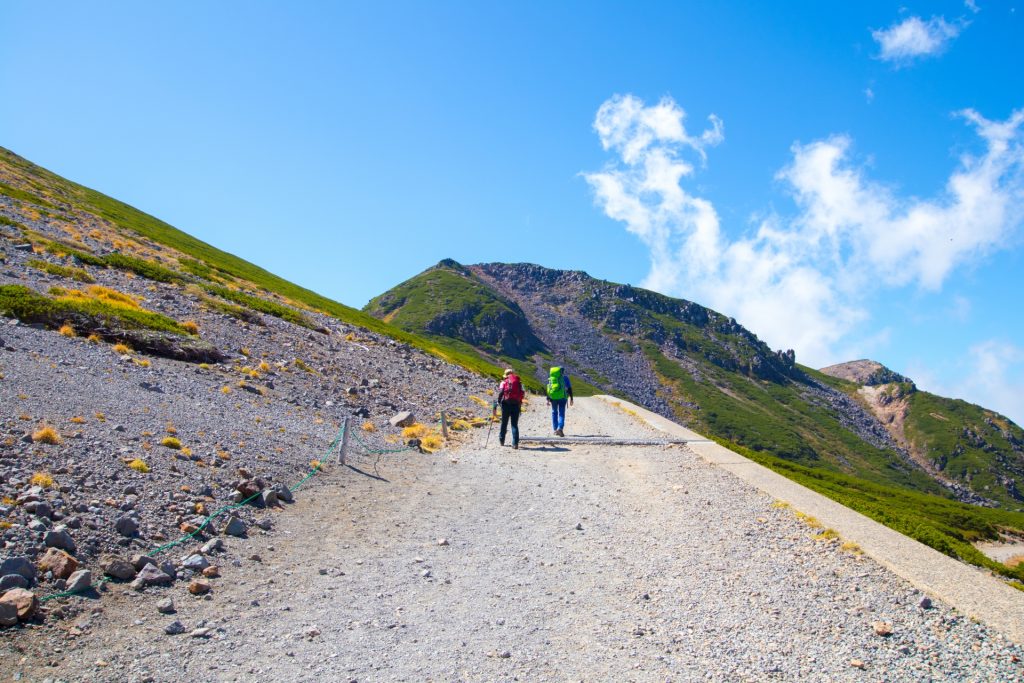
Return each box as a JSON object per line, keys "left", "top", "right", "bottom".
{"left": 820, "top": 359, "right": 914, "bottom": 388}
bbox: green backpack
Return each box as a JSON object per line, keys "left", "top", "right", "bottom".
{"left": 546, "top": 367, "right": 566, "bottom": 400}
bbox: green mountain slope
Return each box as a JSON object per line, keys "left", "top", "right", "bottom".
{"left": 367, "top": 260, "right": 1024, "bottom": 582}
{"left": 0, "top": 146, "right": 504, "bottom": 378}
{"left": 821, "top": 360, "right": 1024, "bottom": 508}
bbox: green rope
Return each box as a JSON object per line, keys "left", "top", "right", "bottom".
{"left": 38, "top": 424, "right": 345, "bottom": 603}
{"left": 350, "top": 427, "right": 419, "bottom": 455}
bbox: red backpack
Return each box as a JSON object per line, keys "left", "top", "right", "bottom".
{"left": 502, "top": 373, "right": 525, "bottom": 402}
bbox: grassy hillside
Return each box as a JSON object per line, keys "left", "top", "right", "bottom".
{"left": 0, "top": 146, "right": 505, "bottom": 380}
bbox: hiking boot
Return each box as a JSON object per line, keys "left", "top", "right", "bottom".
{"left": 556, "top": 429, "right": 564, "bottom": 437}
{"left": 512, "top": 443, "right": 518, "bottom": 450}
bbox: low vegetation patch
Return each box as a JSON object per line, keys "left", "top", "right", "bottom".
{"left": 160, "top": 436, "right": 182, "bottom": 450}
{"left": 102, "top": 252, "right": 182, "bottom": 283}
{"left": 127, "top": 458, "right": 150, "bottom": 475}
{"left": 31, "top": 426, "right": 61, "bottom": 445}
{"left": 0, "top": 284, "right": 191, "bottom": 341}
{"left": 204, "top": 284, "right": 312, "bottom": 328}
{"left": 27, "top": 259, "right": 95, "bottom": 283}
{"left": 30, "top": 472, "right": 54, "bottom": 488}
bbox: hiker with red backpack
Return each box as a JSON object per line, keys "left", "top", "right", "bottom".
{"left": 494, "top": 368, "right": 525, "bottom": 449}
{"left": 546, "top": 366, "right": 574, "bottom": 437}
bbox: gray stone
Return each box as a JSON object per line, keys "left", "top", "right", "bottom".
{"left": 43, "top": 527, "right": 76, "bottom": 554}
{"left": 164, "top": 619, "right": 186, "bottom": 635}
{"left": 272, "top": 482, "right": 294, "bottom": 504}
{"left": 26, "top": 502, "right": 53, "bottom": 519}
{"left": 389, "top": 411, "right": 415, "bottom": 428}
{"left": 181, "top": 554, "right": 209, "bottom": 572}
{"left": 200, "top": 538, "right": 223, "bottom": 555}
{"left": 102, "top": 557, "right": 137, "bottom": 580}
{"left": 115, "top": 516, "right": 139, "bottom": 537}
{"left": 261, "top": 489, "right": 278, "bottom": 508}
{"left": 156, "top": 597, "right": 175, "bottom": 614}
{"left": 137, "top": 563, "right": 173, "bottom": 587}
{"left": 65, "top": 570, "right": 91, "bottom": 594}
{"left": 132, "top": 554, "right": 156, "bottom": 571}
{"left": 919, "top": 596, "right": 933, "bottom": 609}
{"left": 0, "top": 574, "right": 29, "bottom": 591}
{"left": 159, "top": 562, "right": 177, "bottom": 582}
{"left": 0, "top": 557, "right": 35, "bottom": 583}
{"left": 224, "top": 516, "right": 247, "bottom": 537}
{"left": 0, "top": 601, "right": 17, "bottom": 627}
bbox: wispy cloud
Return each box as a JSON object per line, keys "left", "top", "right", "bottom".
{"left": 584, "top": 95, "right": 1024, "bottom": 367}
{"left": 871, "top": 16, "right": 963, "bottom": 64}
{"left": 914, "top": 340, "right": 1024, "bottom": 426}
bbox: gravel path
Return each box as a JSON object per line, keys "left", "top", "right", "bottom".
{"left": 8, "top": 398, "right": 1023, "bottom": 682}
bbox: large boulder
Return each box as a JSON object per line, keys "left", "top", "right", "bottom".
{"left": 0, "top": 575, "right": 29, "bottom": 591}
{"left": 0, "top": 557, "right": 35, "bottom": 583}
{"left": 65, "top": 569, "right": 92, "bottom": 594}
{"left": 43, "top": 527, "right": 76, "bottom": 554}
{"left": 101, "top": 557, "right": 137, "bottom": 581}
{"left": 224, "top": 516, "right": 247, "bottom": 537}
{"left": 137, "top": 563, "right": 173, "bottom": 587}
{"left": 37, "top": 548, "right": 78, "bottom": 580}
{"left": 0, "top": 588, "right": 37, "bottom": 621}
{"left": 390, "top": 411, "right": 416, "bottom": 428}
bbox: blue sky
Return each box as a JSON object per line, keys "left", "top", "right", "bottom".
{"left": 2, "top": 1, "right": 1023, "bottom": 423}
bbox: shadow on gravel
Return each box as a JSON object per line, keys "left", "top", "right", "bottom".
{"left": 517, "top": 445, "right": 571, "bottom": 452}
{"left": 345, "top": 463, "right": 390, "bottom": 482}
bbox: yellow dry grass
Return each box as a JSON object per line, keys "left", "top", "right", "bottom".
{"left": 127, "top": 459, "right": 150, "bottom": 473}
{"left": 32, "top": 426, "right": 61, "bottom": 445}
{"left": 30, "top": 472, "right": 54, "bottom": 488}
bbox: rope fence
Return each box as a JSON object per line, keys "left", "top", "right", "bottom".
{"left": 36, "top": 410, "right": 464, "bottom": 603}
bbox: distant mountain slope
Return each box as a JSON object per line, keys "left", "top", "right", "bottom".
{"left": 821, "top": 361, "right": 1024, "bottom": 507}
{"left": 366, "top": 259, "right": 1024, "bottom": 583}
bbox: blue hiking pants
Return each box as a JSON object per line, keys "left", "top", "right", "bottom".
{"left": 549, "top": 398, "right": 567, "bottom": 432}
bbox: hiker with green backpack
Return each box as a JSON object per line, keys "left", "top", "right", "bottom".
{"left": 545, "top": 366, "right": 574, "bottom": 437}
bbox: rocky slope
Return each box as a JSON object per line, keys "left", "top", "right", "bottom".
{"left": 0, "top": 150, "right": 493, "bottom": 631}
{"left": 821, "top": 361, "right": 1024, "bottom": 507}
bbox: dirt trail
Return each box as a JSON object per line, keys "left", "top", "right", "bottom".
{"left": 7, "top": 398, "right": 1022, "bottom": 682}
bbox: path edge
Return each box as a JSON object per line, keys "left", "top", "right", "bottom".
{"left": 593, "top": 394, "right": 1024, "bottom": 645}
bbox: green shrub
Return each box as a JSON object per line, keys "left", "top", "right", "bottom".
{"left": 179, "top": 258, "right": 214, "bottom": 280}
{"left": 102, "top": 253, "right": 182, "bottom": 283}
{"left": 0, "top": 284, "right": 188, "bottom": 336}
{"left": 0, "top": 215, "right": 24, "bottom": 228}
{"left": 40, "top": 239, "right": 106, "bottom": 266}
{"left": 204, "top": 284, "right": 312, "bottom": 328}
{"left": 0, "top": 181, "right": 56, "bottom": 208}
{"left": 27, "top": 259, "right": 95, "bottom": 283}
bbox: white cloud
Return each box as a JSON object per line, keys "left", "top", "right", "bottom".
{"left": 583, "top": 95, "right": 1024, "bottom": 368}
{"left": 965, "top": 0, "right": 980, "bottom": 14}
{"left": 872, "top": 16, "right": 963, "bottom": 63}
{"left": 864, "top": 87, "right": 875, "bottom": 103}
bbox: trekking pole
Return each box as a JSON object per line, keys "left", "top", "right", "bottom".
{"left": 485, "top": 406, "right": 495, "bottom": 447}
